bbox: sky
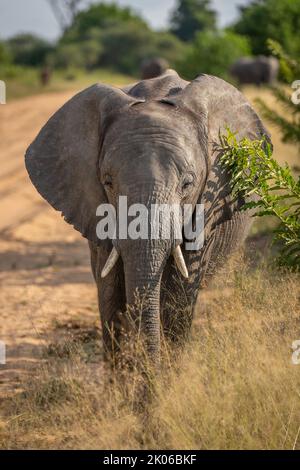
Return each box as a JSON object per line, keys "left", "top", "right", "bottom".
{"left": 0, "top": 0, "right": 252, "bottom": 41}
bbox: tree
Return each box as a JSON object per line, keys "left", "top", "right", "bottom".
{"left": 233, "top": 0, "right": 300, "bottom": 57}
{"left": 7, "top": 34, "right": 52, "bottom": 67}
{"left": 62, "top": 3, "right": 146, "bottom": 42}
{"left": 46, "top": 0, "right": 85, "bottom": 32}
{"left": 99, "top": 23, "right": 186, "bottom": 75}
{"left": 170, "top": 0, "right": 217, "bottom": 42}
{"left": 53, "top": 3, "right": 185, "bottom": 74}
{"left": 176, "top": 30, "right": 250, "bottom": 81}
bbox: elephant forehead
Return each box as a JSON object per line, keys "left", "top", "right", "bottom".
{"left": 103, "top": 128, "right": 198, "bottom": 178}
{"left": 103, "top": 135, "right": 196, "bottom": 181}
{"left": 103, "top": 103, "right": 199, "bottom": 157}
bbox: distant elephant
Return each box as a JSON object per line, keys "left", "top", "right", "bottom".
{"left": 230, "top": 56, "right": 279, "bottom": 86}
{"left": 25, "top": 70, "right": 270, "bottom": 365}
{"left": 140, "top": 57, "right": 169, "bottom": 80}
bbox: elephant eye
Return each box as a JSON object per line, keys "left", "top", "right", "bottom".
{"left": 103, "top": 175, "right": 113, "bottom": 190}
{"left": 182, "top": 174, "right": 195, "bottom": 192}
{"left": 183, "top": 181, "right": 192, "bottom": 190}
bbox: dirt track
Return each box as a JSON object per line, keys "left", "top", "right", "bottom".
{"left": 0, "top": 87, "right": 298, "bottom": 398}
{"left": 0, "top": 91, "right": 100, "bottom": 396}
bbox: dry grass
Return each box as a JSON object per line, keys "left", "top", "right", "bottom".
{"left": 1, "top": 256, "right": 299, "bottom": 450}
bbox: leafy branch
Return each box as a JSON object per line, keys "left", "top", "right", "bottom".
{"left": 219, "top": 129, "right": 300, "bottom": 268}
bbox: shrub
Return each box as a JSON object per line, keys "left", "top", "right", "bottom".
{"left": 220, "top": 130, "right": 300, "bottom": 268}
{"left": 177, "top": 30, "right": 251, "bottom": 81}
{"left": 52, "top": 36, "right": 103, "bottom": 70}
{"left": 0, "top": 41, "right": 11, "bottom": 65}
{"left": 7, "top": 33, "right": 53, "bottom": 66}
{"left": 100, "top": 21, "right": 156, "bottom": 75}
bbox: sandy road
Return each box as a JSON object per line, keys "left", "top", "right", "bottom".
{"left": 0, "top": 92, "right": 74, "bottom": 232}
{"left": 0, "top": 91, "right": 99, "bottom": 396}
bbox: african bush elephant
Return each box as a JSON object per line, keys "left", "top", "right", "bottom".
{"left": 140, "top": 57, "right": 169, "bottom": 80}
{"left": 25, "top": 70, "right": 270, "bottom": 365}
{"left": 230, "top": 56, "right": 279, "bottom": 86}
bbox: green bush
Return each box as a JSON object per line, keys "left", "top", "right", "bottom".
{"left": 154, "top": 32, "right": 187, "bottom": 67}
{"left": 99, "top": 23, "right": 186, "bottom": 75}
{"left": 220, "top": 130, "right": 300, "bottom": 269}
{"left": 7, "top": 34, "right": 53, "bottom": 66}
{"left": 176, "top": 30, "right": 251, "bottom": 81}
{"left": 99, "top": 21, "right": 156, "bottom": 75}
{"left": 52, "top": 31, "right": 103, "bottom": 70}
{"left": 0, "top": 41, "right": 11, "bottom": 65}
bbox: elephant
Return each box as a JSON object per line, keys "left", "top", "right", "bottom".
{"left": 140, "top": 57, "right": 169, "bottom": 80}
{"left": 230, "top": 56, "right": 279, "bottom": 86}
{"left": 25, "top": 70, "right": 270, "bottom": 366}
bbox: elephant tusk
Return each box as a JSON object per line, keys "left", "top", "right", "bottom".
{"left": 101, "top": 247, "right": 120, "bottom": 278}
{"left": 172, "top": 245, "right": 189, "bottom": 279}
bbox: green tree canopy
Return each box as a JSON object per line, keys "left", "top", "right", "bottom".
{"left": 62, "top": 3, "right": 147, "bottom": 42}
{"left": 233, "top": 0, "right": 300, "bottom": 57}
{"left": 177, "top": 30, "right": 251, "bottom": 81}
{"left": 7, "top": 34, "right": 53, "bottom": 66}
{"left": 53, "top": 2, "right": 186, "bottom": 74}
{"left": 170, "top": 0, "right": 217, "bottom": 42}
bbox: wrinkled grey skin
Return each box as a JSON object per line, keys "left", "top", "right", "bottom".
{"left": 231, "top": 56, "right": 279, "bottom": 86}
{"left": 25, "top": 70, "right": 270, "bottom": 365}
{"left": 141, "top": 58, "right": 169, "bottom": 80}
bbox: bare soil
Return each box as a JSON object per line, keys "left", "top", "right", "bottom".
{"left": 0, "top": 91, "right": 99, "bottom": 397}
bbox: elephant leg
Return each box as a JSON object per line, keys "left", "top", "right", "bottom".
{"left": 161, "top": 260, "right": 197, "bottom": 347}
{"left": 98, "top": 280, "right": 126, "bottom": 363}
{"left": 89, "top": 242, "right": 126, "bottom": 363}
{"left": 161, "top": 212, "right": 252, "bottom": 347}
{"left": 201, "top": 212, "right": 252, "bottom": 286}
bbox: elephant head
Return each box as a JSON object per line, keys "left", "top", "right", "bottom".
{"left": 25, "top": 72, "right": 268, "bottom": 363}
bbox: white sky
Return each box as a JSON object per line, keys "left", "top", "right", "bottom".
{"left": 0, "top": 0, "right": 251, "bottom": 41}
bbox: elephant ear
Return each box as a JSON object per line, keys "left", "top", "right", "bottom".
{"left": 162, "top": 74, "right": 271, "bottom": 226}
{"left": 25, "top": 84, "right": 143, "bottom": 244}
{"left": 163, "top": 73, "right": 269, "bottom": 154}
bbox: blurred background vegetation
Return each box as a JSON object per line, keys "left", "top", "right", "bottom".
{"left": 0, "top": 0, "right": 300, "bottom": 99}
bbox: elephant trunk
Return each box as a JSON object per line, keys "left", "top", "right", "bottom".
{"left": 100, "top": 185, "right": 187, "bottom": 364}
{"left": 121, "top": 239, "right": 168, "bottom": 364}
